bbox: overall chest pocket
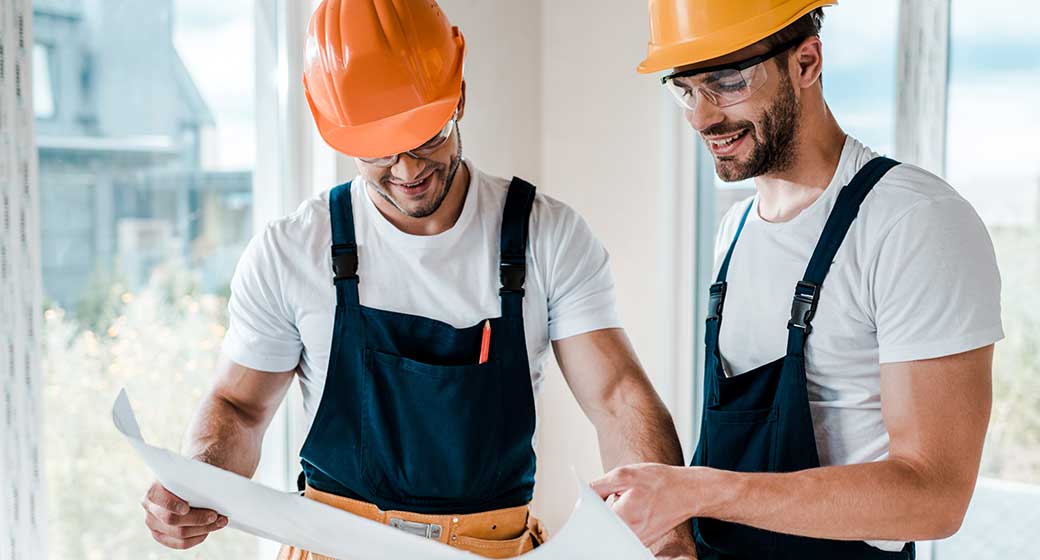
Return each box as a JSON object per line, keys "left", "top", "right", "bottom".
{"left": 696, "top": 404, "right": 780, "bottom": 556}
{"left": 360, "top": 349, "right": 506, "bottom": 506}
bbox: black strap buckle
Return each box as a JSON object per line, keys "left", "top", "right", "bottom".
{"left": 331, "top": 243, "right": 358, "bottom": 282}
{"left": 500, "top": 262, "right": 526, "bottom": 295}
{"left": 788, "top": 281, "right": 820, "bottom": 334}
{"left": 707, "top": 282, "right": 727, "bottom": 321}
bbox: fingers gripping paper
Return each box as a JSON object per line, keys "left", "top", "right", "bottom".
{"left": 113, "top": 389, "right": 654, "bottom": 559}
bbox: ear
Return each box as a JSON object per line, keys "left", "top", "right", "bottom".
{"left": 790, "top": 36, "right": 824, "bottom": 89}
{"left": 456, "top": 80, "right": 467, "bottom": 122}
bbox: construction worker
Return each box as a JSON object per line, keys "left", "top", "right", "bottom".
{"left": 140, "top": 1, "right": 695, "bottom": 558}
{"left": 593, "top": 2, "right": 1003, "bottom": 559}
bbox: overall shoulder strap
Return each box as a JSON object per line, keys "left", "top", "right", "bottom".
{"left": 500, "top": 177, "right": 537, "bottom": 317}
{"left": 787, "top": 156, "right": 900, "bottom": 354}
{"left": 329, "top": 181, "right": 360, "bottom": 306}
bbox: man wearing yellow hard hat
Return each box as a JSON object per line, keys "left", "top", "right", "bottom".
{"left": 139, "top": 0, "right": 695, "bottom": 558}
{"left": 593, "top": 1, "right": 1003, "bottom": 559}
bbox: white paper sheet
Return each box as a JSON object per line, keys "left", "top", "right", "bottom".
{"left": 113, "top": 389, "right": 654, "bottom": 559}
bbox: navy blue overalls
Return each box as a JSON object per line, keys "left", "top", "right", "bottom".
{"left": 298, "top": 178, "right": 538, "bottom": 515}
{"left": 692, "top": 157, "right": 916, "bottom": 560}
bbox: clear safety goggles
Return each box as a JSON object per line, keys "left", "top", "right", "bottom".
{"left": 661, "top": 37, "right": 804, "bottom": 111}
{"left": 359, "top": 117, "right": 457, "bottom": 167}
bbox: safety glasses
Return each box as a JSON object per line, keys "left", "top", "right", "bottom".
{"left": 358, "top": 117, "right": 457, "bottom": 167}
{"left": 661, "top": 37, "right": 804, "bottom": 111}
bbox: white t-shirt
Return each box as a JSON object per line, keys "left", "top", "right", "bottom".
{"left": 222, "top": 160, "right": 621, "bottom": 431}
{"left": 714, "top": 136, "right": 1003, "bottom": 551}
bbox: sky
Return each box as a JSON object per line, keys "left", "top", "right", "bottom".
{"left": 172, "top": 0, "right": 256, "bottom": 171}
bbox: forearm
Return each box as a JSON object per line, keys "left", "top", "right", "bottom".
{"left": 594, "top": 378, "right": 693, "bottom": 556}
{"left": 693, "top": 458, "right": 974, "bottom": 541}
{"left": 182, "top": 392, "right": 269, "bottom": 478}
{"left": 554, "top": 329, "right": 695, "bottom": 556}
{"left": 595, "top": 385, "right": 684, "bottom": 470}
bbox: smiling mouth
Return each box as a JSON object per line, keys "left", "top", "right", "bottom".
{"left": 706, "top": 128, "right": 750, "bottom": 147}
{"left": 704, "top": 128, "right": 752, "bottom": 158}
{"left": 387, "top": 170, "right": 437, "bottom": 198}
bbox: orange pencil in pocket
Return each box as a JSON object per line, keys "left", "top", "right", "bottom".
{"left": 478, "top": 320, "right": 491, "bottom": 364}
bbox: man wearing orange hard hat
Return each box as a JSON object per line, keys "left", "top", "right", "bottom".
{"left": 593, "top": 1, "right": 1002, "bottom": 559}
{"left": 139, "top": 1, "right": 695, "bottom": 558}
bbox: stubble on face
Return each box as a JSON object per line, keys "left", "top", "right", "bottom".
{"left": 372, "top": 131, "right": 465, "bottom": 219}
{"left": 707, "top": 70, "right": 801, "bottom": 182}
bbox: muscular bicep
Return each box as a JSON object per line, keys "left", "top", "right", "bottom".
{"left": 552, "top": 328, "right": 654, "bottom": 421}
{"left": 209, "top": 355, "right": 295, "bottom": 430}
{"left": 880, "top": 345, "right": 993, "bottom": 506}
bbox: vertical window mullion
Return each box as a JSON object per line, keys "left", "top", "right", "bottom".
{"left": 895, "top": 0, "right": 952, "bottom": 175}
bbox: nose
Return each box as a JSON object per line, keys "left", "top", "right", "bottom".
{"left": 684, "top": 92, "right": 725, "bottom": 133}
{"left": 390, "top": 153, "right": 425, "bottom": 182}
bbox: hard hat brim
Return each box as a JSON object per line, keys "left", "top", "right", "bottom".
{"left": 637, "top": 0, "right": 836, "bottom": 74}
{"left": 306, "top": 73, "right": 463, "bottom": 160}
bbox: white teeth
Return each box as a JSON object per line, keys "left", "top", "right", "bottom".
{"left": 709, "top": 130, "right": 746, "bottom": 147}
{"left": 396, "top": 177, "right": 426, "bottom": 187}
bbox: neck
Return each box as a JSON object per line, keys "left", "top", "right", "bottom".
{"left": 754, "top": 103, "right": 846, "bottom": 223}
{"left": 372, "top": 160, "right": 471, "bottom": 236}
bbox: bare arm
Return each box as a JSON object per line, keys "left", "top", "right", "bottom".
{"left": 182, "top": 357, "right": 296, "bottom": 476}
{"left": 697, "top": 345, "right": 992, "bottom": 540}
{"left": 554, "top": 328, "right": 695, "bottom": 557}
{"left": 142, "top": 357, "right": 295, "bottom": 549}
{"left": 594, "top": 345, "right": 993, "bottom": 545}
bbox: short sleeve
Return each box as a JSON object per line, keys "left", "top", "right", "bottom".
{"left": 221, "top": 226, "right": 303, "bottom": 372}
{"left": 871, "top": 197, "right": 1004, "bottom": 364}
{"left": 538, "top": 201, "right": 622, "bottom": 341}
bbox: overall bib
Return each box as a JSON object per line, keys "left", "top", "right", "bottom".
{"left": 280, "top": 178, "right": 544, "bottom": 559}
{"left": 692, "top": 157, "right": 916, "bottom": 560}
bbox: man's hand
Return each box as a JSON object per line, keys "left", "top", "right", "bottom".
{"left": 591, "top": 463, "right": 698, "bottom": 549}
{"left": 651, "top": 532, "right": 699, "bottom": 560}
{"left": 142, "top": 481, "right": 228, "bottom": 549}
{"left": 140, "top": 360, "right": 293, "bottom": 548}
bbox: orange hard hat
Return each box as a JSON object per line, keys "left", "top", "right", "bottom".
{"left": 303, "top": 0, "right": 466, "bottom": 158}
{"left": 638, "top": 0, "right": 837, "bottom": 74}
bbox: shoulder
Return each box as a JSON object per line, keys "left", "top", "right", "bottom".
{"left": 240, "top": 190, "right": 333, "bottom": 272}
{"left": 860, "top": 159, "right": 981, "bottom": 239}
{"left": 267, "top": 190, "right": 333, "bottom": 243}
{"left": 475, "top": 168, "right": 591, "bottom": 239}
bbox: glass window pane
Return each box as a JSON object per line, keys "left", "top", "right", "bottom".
{"left": 35, "top": 0, "right": 259, "bottom": 557}
{"left": 934, "top": 1, "right": 1040, "bottom": 557}
{"left": 33, "top": 43, "right": 56, "bottom": 119}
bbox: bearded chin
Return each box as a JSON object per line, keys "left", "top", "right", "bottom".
{"left": 716, "top": 76, "right": 801, "bottom": 182}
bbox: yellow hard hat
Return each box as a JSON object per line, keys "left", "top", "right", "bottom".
{"left": 637, "top": 0, "right": 837, "bottom": 74}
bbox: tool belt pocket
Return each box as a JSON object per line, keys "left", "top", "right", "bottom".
{"left": 455, "top": 517, "right": 546, "bottom": 559}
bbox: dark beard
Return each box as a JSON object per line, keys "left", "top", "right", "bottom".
{"left": 709, "top": 72, "right": 801, "bottom": 182}
{"left": 376, "top": 129, "right": 464, "bottom": 219}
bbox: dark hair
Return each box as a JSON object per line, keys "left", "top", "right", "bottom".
{"left": 761, "top": 8, "right": 825, "bottom": 53}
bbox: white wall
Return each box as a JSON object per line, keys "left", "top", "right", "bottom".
{"left": 532, "top": 0, "right": 697, "bottom": 530}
